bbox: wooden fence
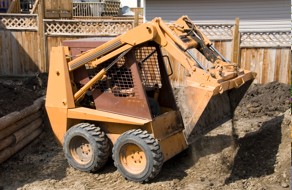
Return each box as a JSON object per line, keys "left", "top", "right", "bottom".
{"left": 0, "top": 14, "right": 41, "bottom": 75}
{"left": 0, "top": 9, "right": 290, "bottom": 84}
{"left": 240, "top": 32, "right": 291, "bottom": 84}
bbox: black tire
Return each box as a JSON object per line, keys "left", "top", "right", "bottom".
{"left": 64, "top": 123, "right": 110, "bottom": 172}
{"left": 112, "top": 129, "right": 164, "bottom": 182}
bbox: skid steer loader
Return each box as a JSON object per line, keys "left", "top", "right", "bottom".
{"left": 45, "top": 16, "right": 256, "bottom": 182}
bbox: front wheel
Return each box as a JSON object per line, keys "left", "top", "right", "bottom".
{"left": 64, "top": 123, "right": 110, "bottom": 172}
{"left": 112, "top": 129, "right": 164, "bottom": 182}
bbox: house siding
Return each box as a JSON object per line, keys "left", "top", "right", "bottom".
{"left": 145, "top": 0, "right": 290, "bottom": 31}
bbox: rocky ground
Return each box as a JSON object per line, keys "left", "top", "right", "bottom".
{"left": 0, "top": 78, "right": 290, "bottom": 190}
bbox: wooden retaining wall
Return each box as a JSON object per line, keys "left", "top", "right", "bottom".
{"left": 0, "top": 97, "right": 44, "bottom": 164}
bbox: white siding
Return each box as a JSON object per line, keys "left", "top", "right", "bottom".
{"left": 145, "top": 0, "right": 290, "bottom": 31}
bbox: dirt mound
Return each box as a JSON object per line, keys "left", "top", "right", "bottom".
{"left": 0, "top": 74, "right": 47, "bottom": 117}
{"left": 235, "top": 81, "right": 290, "bottom": 118}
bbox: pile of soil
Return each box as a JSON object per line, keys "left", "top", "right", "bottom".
{"left": 0, "top": 74, "right": 47, "bottom": 117}
{"left": 0, "top": 81, "right": 290, "bottom": 190}
{"left": 235, "top": 81, "right": 290, "bottom": 118}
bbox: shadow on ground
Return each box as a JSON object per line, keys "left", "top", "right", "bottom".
{"left": 225, "top": 115, "right": 283, "bottom": 183}
{"left": 154, "top": 133, "right": 232, "bottom": 182}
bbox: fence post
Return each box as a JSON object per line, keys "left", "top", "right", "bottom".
{"left": 37, "top": 0, "right": 46, "bottom": 72}
{"left": 134, "top": 8, "right": 139, "bottom": 27}
{"left": 232, "top": 17, "right": 240, "bottom": 65}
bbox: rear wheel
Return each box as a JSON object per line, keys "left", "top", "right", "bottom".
{"left": 64, "top": 123, "right": 110, "bottom": 172}
{"left": 112, "top": 129, "right": 164, "bottom": 182}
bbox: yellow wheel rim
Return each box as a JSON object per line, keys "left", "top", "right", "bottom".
{"left": 69, "top": 136, "right": 93, "bottom": 165}
{"left": 119, "top": 143, "right": 147, "bottom": 174}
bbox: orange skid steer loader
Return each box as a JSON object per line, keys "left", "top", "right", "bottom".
{"left": 45, "top": 16, "right": 256, "bottom": 182}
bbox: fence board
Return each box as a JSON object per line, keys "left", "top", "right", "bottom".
{"left": 11, "top": 32, "right": 20, "bottom": 73}
{"left": 274, "top": 49, "right": 281, "bottom": 81}
{"left": 279, "top": 49, "right": 290, "bottom": 84}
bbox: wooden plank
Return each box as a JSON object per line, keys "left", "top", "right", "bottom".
{"left": 267, "top": 49, "right": 276, "bottom": 83}
{"left": 44, "top": 0, "right": 58, "bottom": 11}
{"left": 7, "top": 31, "right": 13, "bottom": 74}
{"left": 274, "top": 48, "right": 281, "bottom": 81}
{"left": 252, "top": 49, "right": 261, "bottom": 83}
{"left": 59, "top": 0, "right": 72, "bottom": 18}
{"left": 28, "top": 31, "right": 38, "bottom": 74}
{"left": 240, "top": 48, "right": 246, "bottom": 69}
{"left": 21, "top": 31, "right": 29, "bottom": 73}
{"left": 44, "top": 0, "right": 59, "bottom": 18}
{"left": 26, "top": 31, "right": 33, "bottom": 74}
{"left": 18, "top": 30, "right": 25, "bottom": 74}
{"left": 11, "top": 31, "right": 20, "bottom": 74}
{"left": 2, "top": 31, "right": 7, "bottom": 75}
{"left": 225, "top": 41, "right": 232, "bottom": 62}
{"left": 262, "top": 49, "right": 269, "bottom": 84}
{"left": 32, "top": 32, "right": 39, "bottom": 71}
{"left": 279, "top": 49, "right": 290, "bottom": 84}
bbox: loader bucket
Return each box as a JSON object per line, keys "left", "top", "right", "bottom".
{"left": 179, "top": 77, "right": 254, "bottom": 145}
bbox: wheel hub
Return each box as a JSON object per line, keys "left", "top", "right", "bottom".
{"left": 70, "top": 136, "right": 93, "bottom": 165}
{"left": 120, "top": 143, "right": 146, "bottom": 174}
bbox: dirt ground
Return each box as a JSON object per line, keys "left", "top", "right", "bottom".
{"left": 0, "top": 74, "right": 47, "bottom": 117}
{"left": 0, "top": 79, "right": 290, "bottom": 190}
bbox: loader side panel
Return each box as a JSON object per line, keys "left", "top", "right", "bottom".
{"left": 45, "top": 46, "right": 75, "bottom": 144}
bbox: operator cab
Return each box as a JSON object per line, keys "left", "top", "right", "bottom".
{"left": 63, "top": 39, "right": 177, "bottom": 120}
